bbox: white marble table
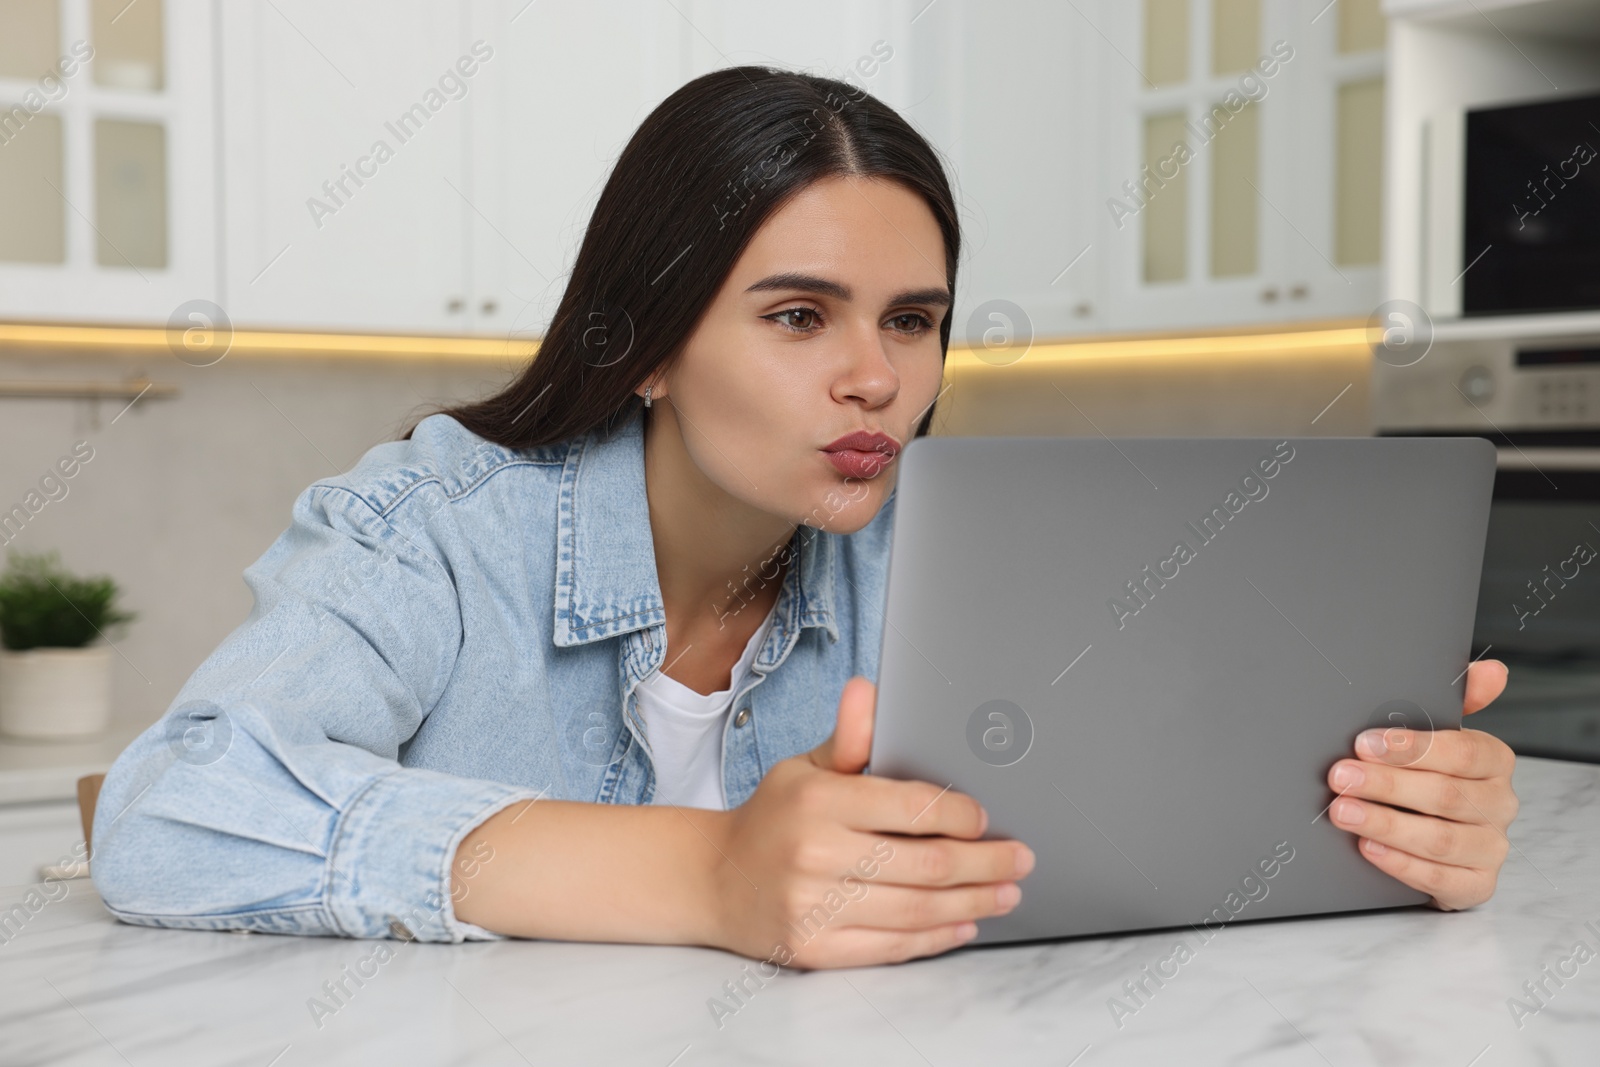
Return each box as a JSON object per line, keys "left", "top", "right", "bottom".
{"left": 2, "top": 756, "right": 1596, "bottom": 1067}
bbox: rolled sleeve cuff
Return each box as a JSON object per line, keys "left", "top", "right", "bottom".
{"left": 326, "top": 767, "right": 541, "bottom": 943}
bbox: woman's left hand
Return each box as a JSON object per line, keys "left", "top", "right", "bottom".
{"left": 1325, "top": 659, "right": 1518, "bottom": 910}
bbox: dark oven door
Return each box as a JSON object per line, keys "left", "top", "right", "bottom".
{"left": 1461, "top": 430, "right": 1600, "bottom": 762}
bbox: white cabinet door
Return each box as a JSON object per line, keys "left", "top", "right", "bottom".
{"left": 915, "top": 0, "right": 1106, "bottom": 342}
{"left": 1092, "top": 0, "right": 1385, "bottom": 334}
{"left": 1096, "top": 0, "right": 1299, "bottom": 333}
{"left": 463, "top": 0, "right": 686, "bottom": 340}
{"left": 676, "top": 0, "right": 909, "bottom": 93}
{"left": 465, "top": 0, "right": 916, "bottom": 340}
{"left": 216, "top": 1, "right": 472, "bottom": 334}
{"left": 0, "top": 0, "right": 217, "bottom": 325}
{"left": 1275, "top": 3, "right": 1384, "bottom": 321}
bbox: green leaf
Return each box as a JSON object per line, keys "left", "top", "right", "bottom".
{"left": 0, "top": 549, "right": 137, "bottom": 651}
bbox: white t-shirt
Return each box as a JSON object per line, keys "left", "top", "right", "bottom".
{"left": 637, "top": 603, "right": 777, "bottom": 810}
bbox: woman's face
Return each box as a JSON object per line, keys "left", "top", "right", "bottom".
{"left": 651, "top": 174, "right": 950, "bottom": 535}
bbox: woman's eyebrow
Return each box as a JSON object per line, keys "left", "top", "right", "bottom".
{"left": 745, "top": 271, "right": 952, "bottom": 308}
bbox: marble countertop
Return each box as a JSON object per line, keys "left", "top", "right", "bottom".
{"left": 2, "top": 756, "right": 1596, "bottom": 1067}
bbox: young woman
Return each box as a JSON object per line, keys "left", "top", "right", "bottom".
{"left": 91, "top": 66, "right": 1519, "bottom": 970}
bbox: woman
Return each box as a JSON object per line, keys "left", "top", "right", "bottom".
{"left": 91, "top": 66, "right": 1519, "bottom": 970}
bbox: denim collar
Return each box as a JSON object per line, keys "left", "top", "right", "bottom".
{"left": 550, "top": 408, "right": 841, "bottom": 652}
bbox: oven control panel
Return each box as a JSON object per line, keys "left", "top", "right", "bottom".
{"left": 1372, "top": 331, "right": 1600, "bottom": 434}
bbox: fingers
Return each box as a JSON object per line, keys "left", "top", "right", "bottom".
{"left": 785, "top": 921, "right": 980, "bottom": 969}
{"left": 1354, "top": 726, "right": 1516, "bottom": 780}
{"left": 1330, "top": 722, "right": 1520, "bottom": 911}
{"left": 873, "top": 834, "right": 1035, "bottom": 889}
{"left": 808, "top": 676, "right": 876, "bottom": 775}
{"left": 831, "top": 881, "right": 1021, "bottom": 931}
{"left": 1463, "top": 658, "right": 1510, "bottom": 716}
{"left": 1354, "top": 837, "right": 1499, "bottom": 911}
{"left": 1327, "top": 758, "right": 1519, "bottom": 827}
{"left": 805, "top": 772, "right": 989, "bottom": 839}
{"left": 1328, "top": 794, "right": 1509, "bottom": 869}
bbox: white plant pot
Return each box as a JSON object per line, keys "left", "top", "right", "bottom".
{"left": 0, "top": 645, "right": 114, "bottom": 739}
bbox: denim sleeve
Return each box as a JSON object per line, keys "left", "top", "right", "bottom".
{"left": 90, "top": 483, "right": 540, "bottom": 942}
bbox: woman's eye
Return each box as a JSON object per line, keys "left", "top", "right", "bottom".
{"left": 888, "top": 312, "right": 936, "bottom": 335}
{"left": 769, "top": 307, "right": 821, "bottom": 332}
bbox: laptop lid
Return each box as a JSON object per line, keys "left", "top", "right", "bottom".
{"left": 867, "top": 435, "right": 1497, "bottom": 945}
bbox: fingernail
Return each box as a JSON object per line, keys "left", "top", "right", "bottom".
{"left": 1333, "top": 799, "right": 1365, "bottom": 826}
{"left": 1331, "top": 762, "right": 1364, "bottom": 790}
{"left": 1357, "top": 730, "right": 1387, "bottom": 757}
{"left": 1363, "top": 838, "right": 1388, "bottom": 856}
{"left": 996, "top": 883, "right": 1021, "bottom": 909}
{"left": 977, "top": 806, "right": 989, "bottom": 836}
{"left": 957, "top": 922, "right": 979, "bottom": 940}
{"left": 1015, "top": 845, "right": 1036, "bottom": 878}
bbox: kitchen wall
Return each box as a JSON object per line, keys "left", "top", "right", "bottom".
{"left": 0, "top": 346, "right": 519, "bottom": 727}
{"left": 0, "top": 320, "right": 1374, "bottom": 732}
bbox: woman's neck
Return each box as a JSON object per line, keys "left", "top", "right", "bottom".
{"left": 641, "top": 406, "right": 795, "bottom": 686}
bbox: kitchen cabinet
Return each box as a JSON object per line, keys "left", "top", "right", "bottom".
{"left": 909, "top": 0, "right": 1386, "bottom": 342}
{"left": 0, "top": 0, "right": 218, "bottom": 325}
{"left": 3, "top": 0, "right": 1392, "bottom": 339}
{"left": 460, "top": 0, "right": 688, "bottom": 341}
{"left": 464, "top": 0, "right": 915, "bottom": 339}
{"left": 216, "top": 0, "right": 914, "bottom": 337}
{"left": 908, "top": 0, "right": 1107, "bottom": 344}
{"left": 1090, "top": 0, "right": 1386, "bottom": 332}
{"left": 215, "top": 1, "right": 474, "bottom": 334}
{"left": 0, "top": 725, "right": 154, "bottom": 893}
{"left": 0, "top": 800, "right": 83, "bottom": 887}
{"left": 1081, "top": 0, "right": 1382, "bottom": 331}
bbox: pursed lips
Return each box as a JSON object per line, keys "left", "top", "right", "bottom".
{"left": 821, "top": 430, "right": 900, "bottom": 479}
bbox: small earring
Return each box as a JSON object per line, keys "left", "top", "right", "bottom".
{"left": 643, "top": 386, "right": 652, "bottom": 408}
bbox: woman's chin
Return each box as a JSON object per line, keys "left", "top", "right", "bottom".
{"left": 791, "top": 485, "right": 890, "bottom": 535}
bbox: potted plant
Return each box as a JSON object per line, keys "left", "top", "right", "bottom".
{"left": 0, "top": 550, "right": 136, "bottom": 739}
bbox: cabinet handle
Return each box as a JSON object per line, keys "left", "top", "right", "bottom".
{"left": 446, "top": 298, "right": 465, "bottom": 313}
{"left": 1289, "top": 284, "right": 1309, "bottom": 300}
{"left": 1260, "top": 286, "right": 1280, "bottom": 303}
{"left": 480, "top": 299, "right": 498, "bottom": 316}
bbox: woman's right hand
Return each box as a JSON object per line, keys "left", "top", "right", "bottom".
{"left": 703, "top": 676, "right": 1035, "bottom": 969}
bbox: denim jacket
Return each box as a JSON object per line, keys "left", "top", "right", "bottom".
{"left": 91, "top": 408, "right": 895, "bottom": 942}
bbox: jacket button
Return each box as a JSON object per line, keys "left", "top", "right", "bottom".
{"left": 388, "top": 919, "right": 415, "bottom": 941}
{"left": 733, "top": 707, "right": 751, "bottom": 728}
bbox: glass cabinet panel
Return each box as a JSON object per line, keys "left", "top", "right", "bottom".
{"left": 1211, "top": 0, "right": 1260, "bottom": 76}
{"left": 91, "top": 0, "right": 164, "bottom": 90}
{"left": 94, "top": 118, "right": 167, "bottom": 268}
{"left": 1339, "top": 0, "right": 1387, "bottom": 54}
{"left": 1210, "top": 101, "right": 1259, "bottom": 276}
{"left": 1143, "top": 111, "right": 1189, "bottom": 282}
{"left": 0, "top": 0, "right": 60, "bottom": 79}
{"left": 1144, "top": 0, "right": 1189, "bottom": 86}
{"left": 0, "top": 112, "right": 66, "bottom": 262}
{"left": 1335, "top": 77, "right": 1384, "bottom": 266}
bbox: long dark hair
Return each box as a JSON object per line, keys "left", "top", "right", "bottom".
{"left": 401, "top": 64, "right": 960, "bottom": 448}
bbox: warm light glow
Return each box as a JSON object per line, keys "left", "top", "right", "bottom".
{"left": 0, "top": 319, "right": 1377, "bottom": 365}
{"left": 946, "top": 322, "right": 1374, "bottom": 370}
{"left": 0, "top": 321, "right": 537, "bottom": 361}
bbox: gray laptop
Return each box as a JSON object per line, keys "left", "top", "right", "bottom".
{"left": 868, "top": 435, "right": 1497, "bottom": 945}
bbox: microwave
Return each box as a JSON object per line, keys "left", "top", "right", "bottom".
{"left": 1422, "top": 89, "right": 1600, "bottom": 317}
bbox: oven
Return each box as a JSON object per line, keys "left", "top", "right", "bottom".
{"left": 1373, "top": 320, "right": 1600, "bottom": 762}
